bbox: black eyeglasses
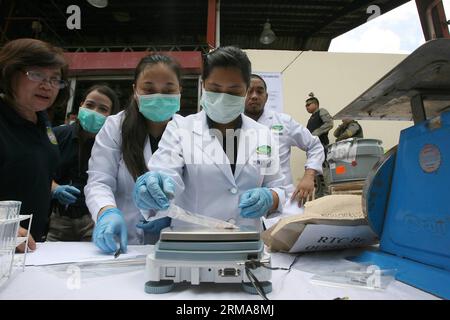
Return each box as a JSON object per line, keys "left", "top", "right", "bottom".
{"left": 24, "top": 70, "right": 67, "bottom": 89}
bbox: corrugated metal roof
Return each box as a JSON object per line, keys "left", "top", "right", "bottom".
{"left": 1, "top": 0, "right": 410, "bottom": 51}
{"left": 221, "top": 0, "right": 410, "bottom": 49}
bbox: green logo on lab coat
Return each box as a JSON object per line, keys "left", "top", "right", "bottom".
{"left": 256, "top": 145, "right": 272, "bottom": 156}
{"left": 270, "top": 124, "right": 284, "bottom": 135}
{"left": 271, "top": 124, "right": 283, "bottom": 132}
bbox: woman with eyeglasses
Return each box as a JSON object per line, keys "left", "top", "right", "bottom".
{"left": 0, "top": 38, "right": 70, "bottom": 250}
{"left": 47, "top": 84, "right": 120, "bottom": 242}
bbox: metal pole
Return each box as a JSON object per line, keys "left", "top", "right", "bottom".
{"left": 216, "top": 0, "right": 221, "bottom": 48}
{"left": 0, "top": 0, "right": 15, "bottom": 44}
{"left": 411, "top": 94, "right": 427, "bottom": 124}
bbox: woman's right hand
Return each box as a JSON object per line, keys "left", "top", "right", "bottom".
{"left": 93, "top": 207, "right": 128, "bottom": 254}
{"left": 16, "top": 227, "right": 36, "bottom": 253}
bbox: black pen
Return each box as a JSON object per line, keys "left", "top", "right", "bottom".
{"left": 114, "top": 244, "right": 122, "bottom": 259}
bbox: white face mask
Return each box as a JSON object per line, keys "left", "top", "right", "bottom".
{"left": 200, "top": 90, "right": 245, "bottom": 124}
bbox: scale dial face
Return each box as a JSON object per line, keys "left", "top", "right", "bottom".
{"left": 419, "top": 144, "right": 441, "bottom": 173}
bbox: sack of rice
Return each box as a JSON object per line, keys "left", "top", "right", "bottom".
{"left": 262, "top": 195, "right": 378, "bottom": 253}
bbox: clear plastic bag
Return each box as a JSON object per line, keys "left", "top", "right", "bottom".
{"left": 166, "top": 203, "right": 238, "bottom": 229}
{"left": 43, "top": 257, "right": 147, "bottom": 279}
{"left": 310, "top": 265, "right": 397, "bottom": 290}
{"left": 142, "top": 203, "right": 238, "bottom": 229}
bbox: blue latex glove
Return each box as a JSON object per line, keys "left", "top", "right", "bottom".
{"left": 133, "top": 171, "right": 175, "bottom": 210}
{"left": 52, "top": 185, "right": 81, "bottom": 205}
{"left": 136, "top": 216, "right": 172, "bottom": 233}
{"left": 93, "top": 208, "right": 128, "bottom": 254}
{"left": 239, "top": 187, "right": 274, "bottom": 219}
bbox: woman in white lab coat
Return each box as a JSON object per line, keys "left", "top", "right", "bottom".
{"left": 84, "top": 54, "right": 183, "bottom": 253}
{"left": 133, "top": 46, "right": 286, "bottom": 231}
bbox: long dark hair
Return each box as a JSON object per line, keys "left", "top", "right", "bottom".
{"left": 121, "top": 54, "right": 181, "bottom": 180}
{"left": 0, "top": 38, "right": 69, "bottom": 108}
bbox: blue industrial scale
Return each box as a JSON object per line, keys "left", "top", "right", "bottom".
{"left": 335, "top": 39, "right": 450, "bottom": 299}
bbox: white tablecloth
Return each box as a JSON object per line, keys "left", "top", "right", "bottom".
{"left": 0, "top": 243, "right": 439, "bottom": 300}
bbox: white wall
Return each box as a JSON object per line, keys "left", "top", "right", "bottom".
{"left": 245, "top": 49, "right": 412, "bottom": 184}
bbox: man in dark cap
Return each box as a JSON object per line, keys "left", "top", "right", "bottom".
{"left": 305, "top": 93, "right": 333, "bottom": 197}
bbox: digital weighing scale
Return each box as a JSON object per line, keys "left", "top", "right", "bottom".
{"left": 144, "top": 226, "right": 272, "bottom": 295}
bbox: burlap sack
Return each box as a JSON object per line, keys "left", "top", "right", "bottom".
{"left": 262, "top": 194, "right": 377, "bottom": 252}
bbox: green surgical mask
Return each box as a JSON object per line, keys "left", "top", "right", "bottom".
{"left": 137, "top": 93, "right": 181, "bottom": 122}
{"left": 77, "top": 107, "right": 106, "bottom": 134}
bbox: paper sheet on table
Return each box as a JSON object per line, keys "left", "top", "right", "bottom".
{"left": 24, "top": 242, "right": 145, "bottom": 266}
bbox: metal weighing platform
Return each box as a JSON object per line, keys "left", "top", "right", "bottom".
{"left": 334, "top": 39, "right": 450, "bottom": 299}
{"left": 144, "top": 226, "right": 272, "bottom": 295}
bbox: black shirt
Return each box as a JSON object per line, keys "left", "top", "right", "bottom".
{"left": 149, "top": 134, "right": 162, "bottom": 154}
{"left": 206, "top": 115, "right": 243, "bottom": 174}
{"left": 52, "top": 123, "right": 94, "bottom": 218}
{"left": 0, "top": 97, "right": 60, "bottom": 241}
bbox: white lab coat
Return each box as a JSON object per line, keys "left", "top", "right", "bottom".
{"left": 257, "top": 109, "right": 324, "bottom": 192}
{"left": 84, "top": 111, "right": 184, "bottom": 244}
{"left": 146, "top": 110, "right": 287, "bottom": 231}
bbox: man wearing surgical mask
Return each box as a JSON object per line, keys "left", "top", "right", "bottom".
{"left": 47, "top": 85, "right": 120, "bottom": 241}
